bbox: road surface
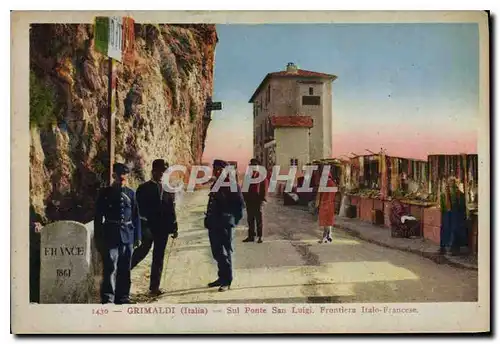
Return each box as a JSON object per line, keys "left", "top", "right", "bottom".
{"left": 131, "top": 189, "right": 478, "bottom": 304}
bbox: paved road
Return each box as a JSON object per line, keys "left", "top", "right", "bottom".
{"left": 131, "top": 189, "right": 478, "bottom": 304}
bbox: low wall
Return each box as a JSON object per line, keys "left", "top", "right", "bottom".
{"left": 359, "top": 197, "right": 374, "bottom": 222}
{"left": 422, "top": 207, "right": 441, "bottom": 244}
{"left": 349, "top": 195, "right": 360, "bottom": 218}
{"left": 406, "top": 203, "right": 425, "bottom": 237}
{"left": 383, "top": 200, "right": 392, "bottom": 229}
{"left": 345, "top": 195, "right": 442, "bottom": 239}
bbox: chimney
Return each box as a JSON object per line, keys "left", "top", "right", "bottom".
{"left": 286, "top": 62, "right": 298, "bottom": 73}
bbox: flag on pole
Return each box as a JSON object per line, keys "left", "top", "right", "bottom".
{"left": 94, "top": 16, "right": 135, "bottom": 63}
{"left": 122, "top": 17, "right": 135, "bottom": 64}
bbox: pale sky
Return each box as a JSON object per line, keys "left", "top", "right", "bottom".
{"left": 203, "top": 23, "right": 479, "bottom": 168}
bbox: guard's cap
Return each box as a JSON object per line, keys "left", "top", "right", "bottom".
{"left": 113, "top": 163, "right": 130, "bottom": 175}
{"left": 250, "top": 158, "right": 260, "bottom": 165}
{"left": 213, "top": 159, "right": 228, "bottom": 169}
{"left": 152, "top": 159, "right": 169, "bottom": 172}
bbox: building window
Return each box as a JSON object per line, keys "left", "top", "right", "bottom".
{"left": 302, "top": 96, "right": 321, "bottom": 106}
{"left": 309, "top": 87, "right": 313, "bottom": 95}
{"left": 267, "top": 85, "right": 271, "bottom": 104}
{"left": 290, "top": 158, "right": 298, "bottom": 166}
{"left": 265, "top": 118, "right": 274, "bottom": 142}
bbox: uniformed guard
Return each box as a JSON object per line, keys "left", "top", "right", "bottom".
{"left": 131, "top": 159, "right": 179, "bottom": 296}
{"left": 204, "top": 159, "right": 244, "bottom": 292}
{"left": 94, "top": 163, "right": 141, "bottom": 304}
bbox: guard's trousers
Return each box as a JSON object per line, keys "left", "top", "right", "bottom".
{"left": 208, "top": 227, "right": 233, "bottom": 286}
{"left": 101, "top": 243, "right": 133, "bottom": 304}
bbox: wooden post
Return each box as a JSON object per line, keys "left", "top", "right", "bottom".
{"left": 94, "top": 16, "right": 134, "bottom": 185}
{"left": 107, "top": 58, "right": 116, "bottom": 185}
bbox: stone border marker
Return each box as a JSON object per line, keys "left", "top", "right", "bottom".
{"left": 40, "top": 221, "right": 93, "bottom": 303}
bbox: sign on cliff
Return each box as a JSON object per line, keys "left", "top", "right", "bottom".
{"left": 94, "top": 16, "right": 135, "bottom": 62}
{"left": 207, "top": 102, "right": 222, "bottom": 111}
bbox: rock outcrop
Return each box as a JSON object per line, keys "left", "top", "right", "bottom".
{"left": 29, "top": 23, "right": 218, "bottom": 223}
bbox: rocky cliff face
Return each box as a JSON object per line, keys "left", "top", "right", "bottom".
{"left": 29, "top": 23, "right": 217, "bottom": 223}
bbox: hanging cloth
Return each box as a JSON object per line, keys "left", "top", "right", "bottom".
{"left": 429, "top": 158, "right": 433, "bottom": 190}
{"left": 443, "top": 155, "right": 446, "bottom": 180}
{"left": 463, "top": 154, "right": 467, "bottom": 182}
{"left": 444, "top": 156, "right": 448, "bottom": 179}
{"left": 380, "top": 154, "right": 387, "bottom": 198}
{"left": 459, "top": 155, "right": 462, "bottom": 180}
{"left": 433, "top": 157, "right": 436, "bottom": 183}
{"left": 390, "top": 158, "right": 396, "bottom": 193}
{"left": 396, "top": 159, "right": 401, "bottom": 190}
{"left": 475, "top": 155, "right": 478, "bottom": 181}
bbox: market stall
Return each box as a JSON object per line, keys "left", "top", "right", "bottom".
{"left": 427, "top": 154, "right": 479, "bottom": 253}
{"left": 345, "top": 154, "right": 430, "bottom": 228}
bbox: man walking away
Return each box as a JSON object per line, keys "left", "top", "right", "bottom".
{"left": 204, "top": 159, "right": 244, "bottom": 292}
{"left": 94, "top": 163, "right": 141, "bottom": 304}
{"left": 131, "top": 159, "right": 179, "bottom": 296}
{"left": 242, "top": 158, "right": 268, "bottom": 243}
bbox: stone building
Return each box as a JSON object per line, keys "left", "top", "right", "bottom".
{"left": 249, "top": 63, "right": 337, "bottom": 173}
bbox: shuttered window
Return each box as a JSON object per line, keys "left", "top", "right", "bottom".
{"left": 302, "top": 96, "right": 320, "bottom": 106}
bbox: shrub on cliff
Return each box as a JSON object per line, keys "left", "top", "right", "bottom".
{"left": 29, "top": 71, "right": 58, "bottom": 129}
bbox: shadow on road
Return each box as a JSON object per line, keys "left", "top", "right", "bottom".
{"left": 184, "top": 296, "right": 343, "bottom": 304}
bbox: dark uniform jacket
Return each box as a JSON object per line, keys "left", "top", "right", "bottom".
{"left": 94, "top": 185, "right": 141, "bottom": 247}
{"left": 136, "top": 180, "right": 178, "bottom": 237}
{"left": 243, "top": 171, "right": 269, "bottom": 204}
{"left": 205, "top": 181, "right": 244, "bottom": 230}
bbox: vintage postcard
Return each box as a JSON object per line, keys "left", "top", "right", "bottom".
{"left": 11, "top": 10, "right": 490, "bottom": 333}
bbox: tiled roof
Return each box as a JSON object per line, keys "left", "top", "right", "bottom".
{"left": 249, "top": 69, "right": 337, "bottom": 103}
{"left": 270, "top": 116, "right": 313, "bottom": 128}
{"left": 269, "top": 69, "right": 336, "bottom": 78}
